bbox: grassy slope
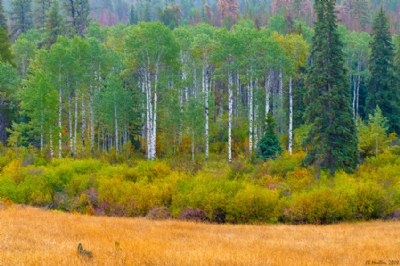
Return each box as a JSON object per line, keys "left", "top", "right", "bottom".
{"left": 0, "top": 205, "right": 399, "bottom": 265}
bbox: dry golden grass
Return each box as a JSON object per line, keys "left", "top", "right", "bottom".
{"left": 0, "top": 205, "right": 399, "bottom": 266}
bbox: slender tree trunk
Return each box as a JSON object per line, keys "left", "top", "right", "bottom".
{"left": 74, "top": 94, "right": 78, "bottom": 156}
{"left": 58, "top": 81, "right": 62, "bottom": 158}
{"left": 288, "top": 76, "right": 293, "bottom": 155}
{"left": 151, "top": 64, "right": 159, "bottom": 160}
{"left": 352, "top": 74, "right": 356, "bottom": 118}
{"left": 356, "top": 61, "right": 361, "bottom": 118}
{"left": 68, "top": 95, "right": 73, "bottom": 154}
{"left": 265, "top": 71, "right": 271, "bottom": 120}
{"left": 50, "top": 128, "right": 54, "bottom": 158}
{"left": 248, "top": 69, "right": 253, "bottom": 156}
{"left": 228, "top": 70, "right": 233, "bottom": 163}
{"left": 114, "top": 102, "right": 119, "bottom": 152}
{"left": 89, "top": 77, "right": 94, "bottom": 153}
{"left": 205, "top": 59, "right": 209, "bottom": 161}
{"left": 81, "top": 92, "right": 86, "bottom": 153}
{"left": 278, "top": 71, "right": 283, "bottom": 134}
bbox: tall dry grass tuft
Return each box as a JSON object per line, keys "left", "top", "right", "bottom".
{"left": 0, "top": 206, "right": 399, "bottom": 265}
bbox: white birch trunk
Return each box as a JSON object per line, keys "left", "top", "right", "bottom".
{"left": 151, "top": 63, "right": 159, "bottom": 160}
{"left": 265, "top": 71, "right": 271, "bottom": 120}
{"left": 58, "top": 69, "right": 62, "bottom": 158}
{"left": 68, "top": 95, "right": 73, "bottom": 154}
{"left": 248, "top": 70, "right": 253, "bottom": 156}
{"left": 205, "top": 59, "right": 209, "bottom": 161}
{"left": 74, "top": 95, "right": 78, "bottom": 155}
{"left": 81, "top": 92, "right": 86, "bottom": 150}
{"left": 50, "top": 128, "right": 54, "bottom": 158}
{"left": 114, "top": 101, "right": 119, "bottom": 152}
{"left": 228, "top": 71, "right": 233, "bottom": 163}
{"left": 288, "top": 76, "right": 293, "bottom": 155}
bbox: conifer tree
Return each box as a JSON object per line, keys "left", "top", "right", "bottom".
{"left": 366, "top": 8, "right": 400, "bottom": 133}
{"left": 304, "top": 0, "right": 359, "bottom": 174}
{"left": 63, "top": 0, "right": 90, "bottom": 36}
{"left": 257, "top": 113, "right": 282, "bottom": 160}
{"left": 10, "top": 0, "right": 33, "bottom": 36}
{"left": 0, "top": 0, "right": 7, "bottom": 31}
{"left": 45, "top": 0, "right": 62, "bottom": 47}
{"left": 129, "top": 5, "right": 138, "bottom": 25}
{"left": 0, "top": 27, "right": 13, "bottom": 64}
{"left": 33, "top": 0, "right": 51, "bottom": 32}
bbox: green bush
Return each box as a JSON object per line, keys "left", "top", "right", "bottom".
{"left": 228, "top": 184, "right": 279, "bottom": 223}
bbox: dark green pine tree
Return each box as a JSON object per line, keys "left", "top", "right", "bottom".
{"left": 257, "top": 113, "right": 282, "bottom": 160}
{"left": 303, "top": 0, "right": 359, "bottom": 175}
{"left": 0, "top": 0, "right": 7, "bottom": 31}
{"left": 129, "top": 5, "right": 138, "bottom": 25}
{"left": 63, "top": 0, "right": 90, "bottom": 36}
{"left": 45, "top": 0, "right": 62, "bottom": 48}
{"left": 33, "top": 0, "right": 51, "bottom": 32}
{"left": 0, "top": 27, "right": 14, "bottom": 64}
{"left": 366, "top": 8, "right": 400, "bottom": 133}
{"left": 10, "top": 0, "right": 33, "bottom": 36}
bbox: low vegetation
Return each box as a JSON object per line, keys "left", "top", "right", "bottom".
{"left": 0, "top": 147, "right": 399, "bottom": 225}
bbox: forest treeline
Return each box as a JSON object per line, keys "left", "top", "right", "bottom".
{"left": 0, "top": 0, "right": 399, "bottom": 174}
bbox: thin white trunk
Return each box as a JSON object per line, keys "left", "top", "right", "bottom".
{"left": 151, "top": 63, "right": 159, "bottom": 160}
{"left": 248, "top": 70, "right": 253, "bottom": 156}
{"left": 50, "top": 128, "right": 54, "bottom": 158}
{"left": 356, "top": 61, "right": 361, "bottom": 118}
{"left": 145, "top": 70, "right": 151, "bottom": 160}
{"left": 58, "top": 75, "right": 62, "bottom": 158}
{"left": 254, "top": 78, "right": 259, "bottom": 148}
{"left": 114, "top": 102, "right": 119, "bottom": 152}
{"left": 228, "top": 71, "right": 233, "bottom": 163}
{"left": 90, "top": 77, "right": 94, "bottom": 152}
{"left": 205, "top": 59, "right": 209, "bottom": 161}
{"left": 68, "top": 95, "right": 73, "bottom": 153}
{"left": 288, "top": 76, "right": 293, "bottom": 155}
{"left": 265, "top": 71, "right": 271, "bottom": 120}
{"left": 81, "top": 92, "right": 86, "bottom": 150}
{"left": 74, "top": 95, "right": 78, "bottom": 155}
{"left": 352, "top": 75, "right": 356, "bottom": 119}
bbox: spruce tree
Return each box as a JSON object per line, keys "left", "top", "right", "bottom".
{"left": 366, "top": 8, "right": 400, "bottom": 133}
{"left": 0, "top": 27, "right": 13, "bottom": 64}
{"left": 304, "top": 0, "right": 359, "bottom": 174}
{"left": 45, "top": 0, "right": 62, "bottom": 47}
{"left": 0, "top": 0, "right": 7, "bottom": 31}
{"left": 129, "top": 5, "right": 138, "bottom": 25}
{"left": 257, "top": 113, "right": 282, "bottom": 160}
{"left": 33, "top": 0, "right": 51, "bottom": 32}
{"left": 63, "top": 0, "right": 90, "bottom": 36}
{"left": 10, "top": 0, "right": 33, "bottom": 36}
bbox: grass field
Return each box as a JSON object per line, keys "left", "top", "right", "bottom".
{"left": 0, "top": 205, "right": 399, "bottom": 266}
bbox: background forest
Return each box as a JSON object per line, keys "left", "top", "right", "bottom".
{"left": 0, "top": 0, "right": 399, "bottom": 224}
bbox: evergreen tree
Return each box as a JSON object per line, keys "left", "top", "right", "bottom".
{"left": 129, "top": 5, "right": 138, "bottom": 25}
{"left": 257, "top": 113, "right": 282, "bottom": 160}
{"left": 10, "top": 0, "right": 33, "bottom": 37}
{"left": 366, "top": 8, "right": 400, "bottom": 133}
{"left": 63, "top": 0, "right": 90, "bottom": 36}
{"left": 45, "top": 0, "right": 62, "bottom": 47}
{"left": 0, "top": 27, "right": 13, "bottom": 64}
{"left": 0, "top": 0, "right": 7, "bottom": 31}
{"left": 33, "top": 0, "right": 51, "bottom": 32}
{"left": 304, "top": 0, "right": 359, "bottom": 174}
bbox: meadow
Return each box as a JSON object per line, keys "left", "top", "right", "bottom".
{"left": 0, "top": 205, "right": 399, "bottom": 266}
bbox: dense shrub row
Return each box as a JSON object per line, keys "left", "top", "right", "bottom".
{"left": 0, "top": 149, "right": 399, "bottom": 224}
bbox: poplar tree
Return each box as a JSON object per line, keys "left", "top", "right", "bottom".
{"left": 366, "top": 8, "right": 400, "bottom": 133}
{"left": 304, "top": 0, "right": 359, "bottom": 174}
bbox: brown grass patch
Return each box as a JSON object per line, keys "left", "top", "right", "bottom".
{"left": 0, "top": 206, "right": 399, "bottom": 265}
